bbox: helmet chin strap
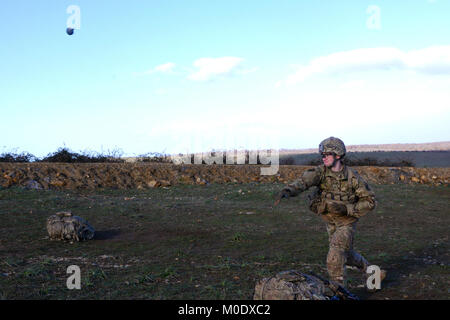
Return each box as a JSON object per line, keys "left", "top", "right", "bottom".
{"left": 326, "top": 155, "right": 341, "bottom": 168}
{"left": 332, "top": 156, "right": 341, "bottom": 167}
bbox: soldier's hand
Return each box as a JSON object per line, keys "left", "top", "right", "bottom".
{"left": 274, "top": 189, "right": 291, "bottom": 206}
{"left": 317, "top": 201, "right": 327, "bottom": 215}
{"left": 326, "top": 200, "right": 347, "bottom": 215}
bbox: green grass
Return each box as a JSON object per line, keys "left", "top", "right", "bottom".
{"left": 0, "top": 183, "right": 448, "bottom": 300}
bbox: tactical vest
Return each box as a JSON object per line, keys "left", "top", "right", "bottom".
{"left": 318, "top": 166, "right": 357, "bottom": 204}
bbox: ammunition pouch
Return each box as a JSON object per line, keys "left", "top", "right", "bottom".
{"left": 309, "top": 190, "right": 357, "bottom": 215}
{"left": 321, "top": 192, "right": 356, "bottom": 203}
{"left": 308, "top": 188, "right": 325, "bottom": 214}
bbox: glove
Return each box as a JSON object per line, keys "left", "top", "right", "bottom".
{"left": 310, "top": 198, "right": 327, "bottom": 215}
{"left": 274, "top": 189, "right": 291, "bottom": 206}
{"left": 326, "top": 200, "right": 348, "bottom": 215}
{"left": 280, "top": 189, "right": 291, "bottom": 199}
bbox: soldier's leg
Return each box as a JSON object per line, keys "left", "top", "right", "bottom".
{"left": 346, "top": 223, "right": 370, "bottom": 272}
{"left": 326, "top": 223, "right": 354, "bottom": 287}
{"left": 326, "top": 223, "right": 336, "bottom": 242}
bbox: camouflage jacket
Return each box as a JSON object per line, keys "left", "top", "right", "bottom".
{"left": 283, "top": 164, "right": 377, "bottom": 226}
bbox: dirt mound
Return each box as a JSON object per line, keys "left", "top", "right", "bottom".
{"left": 0, "top": 163, "right": 448, "bottom": 190}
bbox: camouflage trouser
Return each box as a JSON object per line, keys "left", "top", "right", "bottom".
{"left": 326, "top": 222, "right": 370, "bottom": 287}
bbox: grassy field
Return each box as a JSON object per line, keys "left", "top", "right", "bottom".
{"left": 0, "top": 183, "right": 448, "bottom": 300}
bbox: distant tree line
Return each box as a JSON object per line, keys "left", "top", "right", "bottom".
{"left": 1, "top": 147, "right": 415, "bottom": 166}
{"left": 279, "top": 156, "right": 415, "bottom": 167}
{"left": 0, "top": 147, "right": 171, "bottom": 163}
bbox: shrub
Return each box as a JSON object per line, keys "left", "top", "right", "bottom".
{"left": 39, "top": 147, "right": 124, "bottom": 163}
{"left": 0, "top": 152, "right": 36, "bottom": 162}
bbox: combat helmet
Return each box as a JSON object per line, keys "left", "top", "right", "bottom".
{"left": 319, "top": 137, "right": 346, "bottom": 157}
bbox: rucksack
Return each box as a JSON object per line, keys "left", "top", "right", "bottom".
{"left": 254, "top": 270, "right": 359, "bottom": 300}
{"left": 47, "top": 211, "right": 95, "bottom": 241}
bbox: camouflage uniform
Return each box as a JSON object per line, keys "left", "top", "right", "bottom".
{"left": 281, "top": 139, "right": 377, "bottom": 286}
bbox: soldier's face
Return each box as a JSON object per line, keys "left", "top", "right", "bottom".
{"left": 322, "top": 153, "right": 338, "bottom": 167}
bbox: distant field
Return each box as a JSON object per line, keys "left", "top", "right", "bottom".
{"left": 280, "top": 141, "right": 450, "bottom": 154}
{"left": 279, "top": 151, "right": 450, "bottom": 167}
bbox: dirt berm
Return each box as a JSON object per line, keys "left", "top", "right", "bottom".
{"left": 0, "top": 163, "right": 449, "bottom": 190}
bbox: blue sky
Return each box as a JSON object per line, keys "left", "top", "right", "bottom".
{"left": 1, "top": 0, "right": 450, "bottom": 157}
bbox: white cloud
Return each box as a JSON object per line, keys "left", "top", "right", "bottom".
{"left": 154, "top": 62, "right": 175, "bottom": 73}
{"left": 141, "top": 62, "right": 176, "bottom": 75}
{"left": 136, "top": 58, "right": 256, "bottom": 81}
{"left": 188, "top": 57, "right": 244, "bottom": 81}
{"left": 236, "top": 66, "right": 260, "bottom": 75}
{"left": 406, "top": 46, "right": 450, "bottom": 74}
{"left": 131, "top": 73, "right": 450, "bottom": 153}
{"left": 281, "top": 46, "right": 450, "bottom": 86}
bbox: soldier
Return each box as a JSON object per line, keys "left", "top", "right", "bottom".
{"left": 274, "top": 137, "right": 385, "bottom": 288}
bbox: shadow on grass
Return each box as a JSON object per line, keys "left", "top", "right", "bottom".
{"left": 94, "top": 229, "right": 122, "bottom": 240}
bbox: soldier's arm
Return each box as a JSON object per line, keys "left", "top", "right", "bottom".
{"left": 346, "top": 174, "right": 377, "bottom": 218}
{"left": 282, "top": 166, "right": 323, "bottom": 197}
